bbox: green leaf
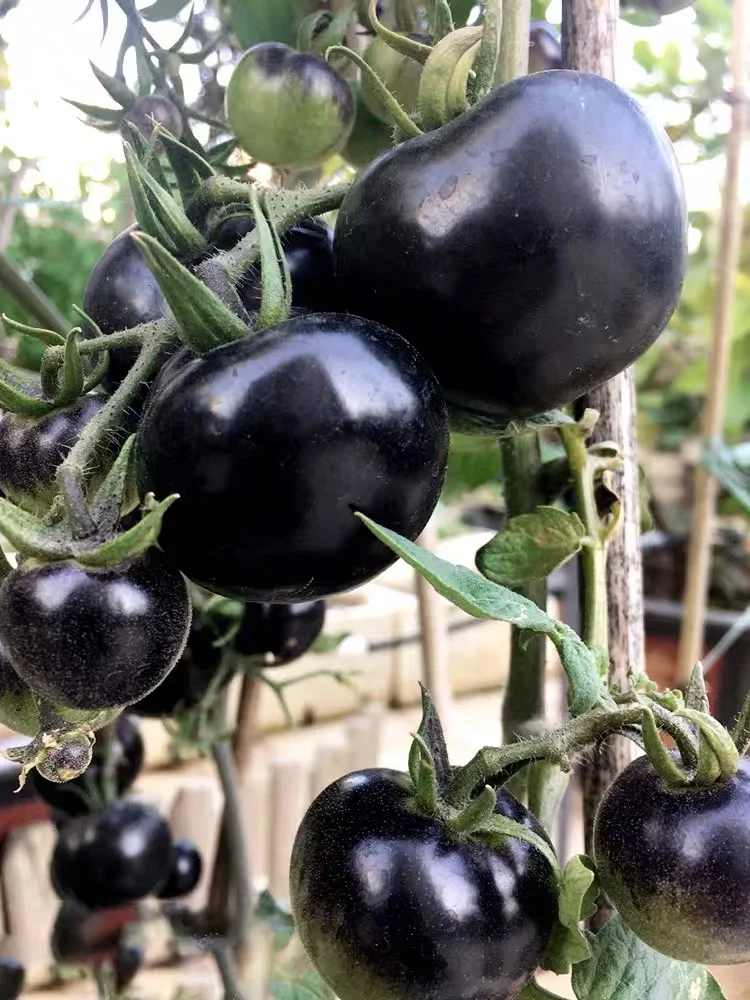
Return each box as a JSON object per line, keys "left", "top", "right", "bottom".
{"left": 132, "top": 233, "right": 249, "bottom": 353}
{"left": 356, "top": 514, "right": 604, "bottom": 716}
{"left": 228, "top": 0, "right": 300, "bottom": 48}
{"left": 270, "top": 969, "right": 334, "bottom": 1000}
{"left": 571, "top": 916, "right": 727, "bottom": 1000}
{"left": 542, "top": 855, "right": 598, "bottom": 974}
{"left": 256, "top": 889, "right": 295, "bottom": 951}
{"left": 139, "top": 0, "right": 193, "bottom": 22}
{"left": 476, "top": 507, "right": 586, "bottom": 587}
{"left": 450, "top": 406, "right": 575, "bottom": 437}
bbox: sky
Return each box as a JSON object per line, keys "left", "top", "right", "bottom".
{"left": 1, "top": 0, "right": 747, "bottom": 217}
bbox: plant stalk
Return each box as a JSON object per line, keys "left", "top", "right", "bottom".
{"left": 500, "top": 433, "right": 547, "bottom": 746}
{"left": 497, "top": 0, "right": 530, "bottom": 85}
{"left": 0, "top": 251, "right": 70, "bottom": 337}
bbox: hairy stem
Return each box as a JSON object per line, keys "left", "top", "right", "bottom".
{"left": 497, "top": 0, "right": 530, "bottom": 84}
{"left": 500, "top": 433, "right": 547, "bottom": 746}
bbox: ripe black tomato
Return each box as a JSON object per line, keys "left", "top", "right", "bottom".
{"left": 594, "top": 754, "right": 750, "bottom": 964}
{"left": 0, "top": 959, "right": 24, "bottom": 1000}
{"left": 290, "top": 768, "right": 557, "bottom": 1000}
{"left": 121, "top": 94, "right": 183, "bottom": 142}
{"left": 136, "top": 313, "right": 449, "bottom": 602}
{"left": 234, "top": 601, "right": 325, "bottom": 665}
{"left": 212, "top": 216, "right": 336, "bottom": 314}
{"left": 0, "top": 550, "right": 191, "bottom": 711}
{"left": 31, "top": 715, "right": 144, "bottom": 818}
{"left": 82, "top": 225, "right": 169, "bottom": 391}
{"left": 51, "top": 801, "right": 172, "bottom": 909}
{"left": 225, "top": 43, "right": 354, "bottom": 168}
{"left": 157, "top": 839, "right": 203, "bottom": 899}
{"left": 0, "top": 394, "right": 106, "bottom": 514}
{"left": 334, "top": 70, "right": 686, "bottom": 420}
{"left": 133, "top": 618, "right": 225, "bottom": 717}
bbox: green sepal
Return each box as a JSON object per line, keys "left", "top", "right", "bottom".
{"left": 0, "top": 365, "right": 51, "bottom": 417}
{"left": 206, "top": 137, "right": 239, "bottom": 167}
{"left": 161, "top": 130, "right": 210, "bottom": 204}
{"left": 641, "top": 708, "right": 692, "bottom": 786}
{"left": 541, "top": 855, "right": 598, "bottom": 974}
{"left": 140, "top": 0, "right": 193, "bottom": 20}
{"left": 0, "top": 499, "right": 72, "bottom": 560}
{"left": 446, "top": 783, "right": 496, "bottom": 834}
{"left": 89, "top": 61, "right": 136, "bottom": 108}
{"left": 476, "top": 507, "right": 587, "bottom": 588}
{"left": 168, "top": 7, "right": 196, "bottom": 53}
{"left": 418, "top": 26, "right": 480, "bottom": 130}
{"left": 676, "top": 709, "right": 740, "bottom": 786}
{"left": 685, "top": 661, "right": 709, "bottom": 713}
{"left": 1, "top": 315, "right": 66, "bottom": 347}
{"left": 55, "top": 329, "right": 85, "bottom": 406}
{"left": 89, "top": 436, "right": 138, "bottom": 535}
{"left": 311, "top": 6, "right": 355, "bottom": 55}
{"left": 132, "top": 232, "right": 249, "bottom": 352}
{"left": 426, "top": 0, "right": 455, "bottom": 41}
{"left": 409, "top": 732, "right": 439, "bottom": 815}
{"left": 449, "top": 406, "right": 576, "bottom": 437}
{"left": 63, "top": 98, "right": 123, "bottom": 122}
{"left": 158, "top": 127, "right": 214, "bottom": 180}
{"left": 413, "top": 683, "right": 452, "bottom": 792}
{"left": 356, "top": 514, "right": 606, "bottom": 716}
{"left": 251, "top": 188, "right": 292, "bottom": 331}
{"left": 527, "top": 760, "right": 570, "bottom": 837}
{"left": 471, "top": 810, "right": 561, "bottom": 882}
{"left": 571, "top": 916, "right": 728, "bottom": 1000}
{"left": 82, "top": 350, "right": 110, "bottom": 394}
{"left": 367, "top": 0, "right": 432, "bottom": 62}
{"left": 124, "top": 143, "right": 178, "bottom": 251}
{"left": 326, "top": 46, "right": 423, "bottom": 137}
{"left": 125, "top": 124, "right": 174, "bottom": 196}
{"left": 135, "top": 157, "right": 204, "bottom": 256}
{"left": 75, "top": 494, "right": 178, "bottom": 568}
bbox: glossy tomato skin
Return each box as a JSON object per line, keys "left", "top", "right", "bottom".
{"left": 157, "top": 839, "right": 203, "bottom": 900}
{"left": 335, "top": 70, "right": 686, "bottom": 420}
{"left": 291, "top": 769, "right": 557, "bottom": 1000}
{"left": 31, "top": 715, "right": 144, "bottom": 819}
{"left": 235, "top": 601, "right": 325, "bottom": 664}
{"left": 212, "top": 216, "right": 335, "bottom": 314}
{"left": 0, "top": 550, "right": 191, "bottom": 711}
{"left": 225, "top": 43, "right": 354, "bottom": 168}
{"left": 82, "top": 225, "right": 169, "bottom": 391}
{"left": 133, "top": 618, "right": 225, "bottom": 716}
{"left": 52, "top": 801, "right": 172, "bottom": 910}
{"left": 136, "top": 313, "right": 449, "bottom": 602}
{"left": 594, "top": 755, "right": 750, "bottom": 964}
{"left": 0, "top": 395, "right": 106, "bottom": 513}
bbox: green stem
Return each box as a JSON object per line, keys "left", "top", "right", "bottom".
{"left": 445, "top": 703, "right": 698, "bottom": 808}
{"left": 212, "top": 737, "right": 253, "bottom": 962}
{"left": 560, "top": 421, "right": 609, "bottom": 653}
{"left": 44, "top": 327, "right": 145, "bottom": 366}
{"left": 496, "top": 0, "right": 530, "bottom": 84}
{"left": 56, "top": 318, "right": 179, "bottom": 537}
{"left": 0, "top": 251, "right": 70, "bottom": 337}
{"left": 468, "top": 0, "right": 502, "bottom": 102}
{"left": 732, "top": 688, "right": 750, "bottom": 753}
{"left": 499, "top": 433, "right": 547, "bottom": 745}
{"left": 213, "top": 943, "right": 248, "bottom": 1000}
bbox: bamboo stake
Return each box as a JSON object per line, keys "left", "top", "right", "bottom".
{"left": 676, "top": 0, "right": 748, "bottom": 686}
{"left": 415, "top": 518, "right": 452, "bottom": 729}
{"left": 562, "top": 0, "right": 634, "bottom": 929}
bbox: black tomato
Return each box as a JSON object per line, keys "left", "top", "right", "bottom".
{"left": 234, "top": 601, "right": 325, "bottom": 665}
{"left": 51, "top": 801, "right": 172, "bottom": 910}
{"left": 133, "top": 618, "right": 225, "bottom": 717}
{"left": 225, "top": 43, "right": 355, "bottom": 168}
{"left": 0, "top": 394, "right": 106, "bottom": 514}
{"left": 290, "top": 769, "right": 557, "bottom": 1000}
{"left": 528, "top": 22, "right": 561, "bottom": 72}
{"left": 121, "top": 94, "right": 183, "bottom": 142}
{"left": 594, "top": 755, "right": 750, "bottom": 964}
{"left": 157, "top": 839, "right": 203, "bottom": 899}
{"left": 212, "top": 216, "right": 336, "bottom": 314}
{"left": 0, "top": 959, "right": 24, "bottom": 1000}
{"left": 82, "top": 225, "right": 169, "bottom": 391}
{"left": 334, "top": 70, "right": 686, "bottom": 420}
{"left": 136, "top": 313, "right": 449, "bottom": 602}
{"left": 31, "top": 715, "right": 144, "bottom": 818}
{"left": 0, "top": 550, "right": 191, "bottom": 711}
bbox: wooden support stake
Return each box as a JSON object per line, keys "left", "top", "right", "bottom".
{"left": 677, "top": 0, "right": 748, "bottom": 686}
{"left": 415, "top": 518, "right": 452, "bottom": 729}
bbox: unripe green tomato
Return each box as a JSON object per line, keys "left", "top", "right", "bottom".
{"left": 225, "top": 43, "right": 355, "bottom": 168}
{"left": 342, "top": 81, "right": 394, "bottom": 168}
{"left": 360, "top": 35, "right": 429, "bottom": 124}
